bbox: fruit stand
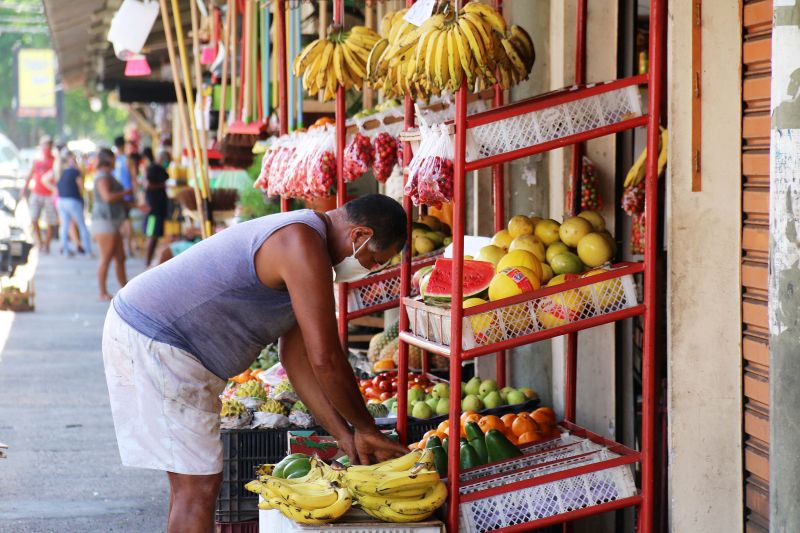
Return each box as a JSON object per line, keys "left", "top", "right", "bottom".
{"left": 157, "top": 0, "right": 668, "bottom": 530}
{"left": 389, "top": 0, "right": 666, "bottom": 530}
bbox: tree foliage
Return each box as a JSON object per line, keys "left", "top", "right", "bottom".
{"left": 0, "top": 0, "right": 128, "bottom": 149}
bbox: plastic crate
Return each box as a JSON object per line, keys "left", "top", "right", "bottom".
{"left": 216, "top": 520, "right": 259, "bottom": 533}
{"left": 404, "top": 264, "right": 639, "bottom": 350}
{"left": 455, "top": 426, "right": 639, "bottom": 533}
{"left": 216, "top": 427, "right": 327, "bottom": 523}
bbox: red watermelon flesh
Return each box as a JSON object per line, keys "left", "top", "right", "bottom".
{"left": 423, "top": 258, "right": 495, "bottom": 303}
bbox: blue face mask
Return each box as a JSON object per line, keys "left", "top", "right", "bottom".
{"left": 333, "top": 237, "right": 372, "bottom": 283}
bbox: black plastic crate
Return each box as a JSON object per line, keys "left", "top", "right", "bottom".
{"left": 215, "top": 520, "right": 258, "bottom": 533}
{"left": 216, "top": 427, "right": 328, "bottom": 523}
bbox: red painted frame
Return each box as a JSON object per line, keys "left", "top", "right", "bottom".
{"left": 390, "top": 2, "right": 664, "bottom": 532}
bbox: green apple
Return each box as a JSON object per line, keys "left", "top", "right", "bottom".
{"left": 382, "top": 397, "right": 397, "bottom": 410}
{"left": 479, "top": 379, "right": 498, "bottom": 398}
{"left": 464, "top": 377, "right": 482, "bottom": 396}
{"left": 425, "top": 396, "right": 439, "bottom": 412}
{"left": 412, "top": 401, "right": 434, "bottom": 419}
{"left": 435, "top": 398, "right": 450, "bottom": 416}
{"left": 431, "top": 383, "right": 450, "bottom": 400}
{"left": 506, "top": 389, "right": 528, "bottom": 405}
{"left": 499, "top": 386, "right": 515, "bottom": 402}
{"left": 483, "top": 391, "right": 504, "bottom": 409}
{"left": 408, "top": 388, "right": 425, "bottom": 403}
{"left": 462, "top": 394, "right": 484, "bottom": 412}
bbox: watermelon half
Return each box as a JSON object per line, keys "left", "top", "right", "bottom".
{"left": 422, "top": 258, "right": 495, "bottom": 305}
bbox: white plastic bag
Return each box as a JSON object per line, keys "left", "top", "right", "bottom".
{"left": 404, "top": 124, "right": 455, "bottom": 207}
{"left": 107, "top": 0, "right": 160, "bottom": 60}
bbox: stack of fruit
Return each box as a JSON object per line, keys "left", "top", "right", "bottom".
{"left": 368, "top": 2, "right": 535, "bottom": 99}
{"left": 248, "top": 450, "right": 448, "bottom": 524}
{"left": 459, "top": 376, "right": 537, "bottom": 412}
{"left": 415, "top": 418, "right": 524, "bottom": 476}
{"left": 343, "top": 449, "right": 448, "bottom": 523}
{"left": 293, "top": 26, "right": 381, "bottom": 101}
{"left": 358, "top": 371, "right": 436, "bottom": 407}
{"left": 413, "top": 405, "right": 559, "bottom": 450}
{"left": 246, "top": 455, "right": 352, "bottom": 525}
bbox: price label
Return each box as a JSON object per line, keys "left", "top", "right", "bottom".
{"left": 403, "top": 0, "right": 437, "bottom": 27}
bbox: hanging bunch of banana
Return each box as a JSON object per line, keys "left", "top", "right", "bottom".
{"left": 367, "top": 1, "right": 536, "bottom": 99}
{"left": 624, "top": 127, "right": 669, "bottom": 187}
{"left": 293, "top": 26, "right": 381, "bottom": 101}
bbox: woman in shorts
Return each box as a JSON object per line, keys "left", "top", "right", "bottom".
{"left": 92, "top": 148, "right": 132, "bottom": 301}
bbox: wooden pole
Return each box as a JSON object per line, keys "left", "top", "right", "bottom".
{"left": 230, "top": 0, "right": 238, "bottom": 125}
{"left": 190, "top": 0, "right": 210, "bottom": 184}
{"left": 158, "top": 0, "right": 208, "bottom": 237}
{"left": 217, "top": 0, "right": 232, "bottom": 141}
{"left": 363, "top": 0, "right": 375, "bottom": 109}
{"left": 170, "top": 0, "right": 212, "bottom": 238}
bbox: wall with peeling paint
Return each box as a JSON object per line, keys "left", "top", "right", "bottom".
{"left": 769, "top": 2, "right": 800, "bottom": 529}
{"left": 666, "top": 1, "right": 744, "bottom": 531}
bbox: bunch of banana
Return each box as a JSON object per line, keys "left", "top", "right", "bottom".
{"left": 623, "top": 127, "right": 668, "bottom": 187}
{"left": 294, "top": 25, "right": 381, "bottom": 101}
{"left": 367, "top": 2, "right": 535, "bottom": 99}
{"left": 246, "top": 458, "right": 351, "bottom": 525}
{"left": 344, "top": 450, "right": 448, "bottom": 523}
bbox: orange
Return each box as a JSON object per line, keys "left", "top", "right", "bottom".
{"left": 420, "top": 429, "right": 446, "bottom": 448}
{"left": 437, "top": 420, "right": 449, "bottom": 433}
{"left": 531, "top": 407, "right": 557, "bottom": 427}
{"left": 518, "top": 431, "right": 543, "bottom": 445}
{"left": 511, "top": 414, "right": 540, "bottom": 437}
{"left": 500, "top": 413, "right": 517, "bottom": 430}
{"left": 478, "top": 415, "right": 505, "bottom": 434}
{"left": 461, "top": 412, "right": 482, "bottom": 437}
{"left": 373, "top": 358, "right": 396, "bottom": 372}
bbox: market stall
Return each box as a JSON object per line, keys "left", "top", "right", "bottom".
{"left": 154, "top": 0, "right": 664, "bottom": 531}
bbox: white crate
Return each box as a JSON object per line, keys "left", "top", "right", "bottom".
{"left": 259, "top": 505, "right": 444, "bottom": 533}
{"left": 457, "top": 450, "right": 637, "bottom": 533}
{"left": 405, "top": 267, "right": 639, "bottom": 350}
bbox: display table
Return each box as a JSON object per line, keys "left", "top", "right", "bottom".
{"left": 259, "top": 505, "right": 444, "bottom": 533}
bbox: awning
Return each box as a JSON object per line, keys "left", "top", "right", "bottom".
{"left": 43, "top": 0, "right": 194, "bottom": 91}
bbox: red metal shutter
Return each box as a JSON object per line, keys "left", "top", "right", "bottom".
{"left": 741, "top": 1, "right": 771, "bottom": 531}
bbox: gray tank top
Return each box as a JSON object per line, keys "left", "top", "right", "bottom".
{"left": 113, "top": 209, "right": 328, "bottom": 379}
{"left": 91, "top": 170, "right": 127, "bottom": 224}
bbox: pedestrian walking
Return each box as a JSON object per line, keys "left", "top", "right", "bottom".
{"left": 21, "top": 135, "right": 57, "bottom": 253}
{"left": 92, "top": 148, "right": 132, "bottom": 301}
{"left": 141, "top": 147, "right": 169, "bottom": 268}
{"left": 56, "top": 150, "right": 92, "bottom": 257}
{"left": 114, "top": 135, "right": 136, "bottom": 257}
{"left": 102, "top": 194, "right": 409, "bottom": 532}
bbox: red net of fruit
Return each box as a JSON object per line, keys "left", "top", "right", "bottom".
{"left": 343, "top": 133, "right": 375, "bottom": 183}
{"left": 404, "top": 125, "right": 455, "bottom": 208}
{"left": 581, "top": 157, "right": 603, "bottom": 211}
{"left": 372, "top": 132, "right": 398, "bottom": 183}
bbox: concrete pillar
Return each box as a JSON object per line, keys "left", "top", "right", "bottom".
{"left": 666, "top": 1, "right": 743, "bottom": 531}
{"left": 769, "top": 3, "right": 800, "bottom": 530}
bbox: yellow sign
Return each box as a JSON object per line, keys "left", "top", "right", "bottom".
{"left": 17, "top": 48, "right": 56, "bottom": 118}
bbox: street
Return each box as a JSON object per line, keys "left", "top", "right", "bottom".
{"left": 0, "top": 251, "right": 168, "bottom": 532}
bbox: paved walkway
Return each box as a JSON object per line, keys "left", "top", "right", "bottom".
{"left": 0, "top": 251, "right": 168, "bottom": 532}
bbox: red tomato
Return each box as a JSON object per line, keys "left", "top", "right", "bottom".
{"left": 364, "top": 387, "right": 377, "bottom": 399}
{"left": 377, "top": 380, "right": 391, "bottom": 392}
{"left": 379, "top": 392, "right": 393, "bottom": 401}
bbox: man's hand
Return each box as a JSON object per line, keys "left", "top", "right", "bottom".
{"left": 333, "top": 429, "right": 358, "bottom": 464}
{"left": 352, "top": 428, "right": 409, "bottom": 465}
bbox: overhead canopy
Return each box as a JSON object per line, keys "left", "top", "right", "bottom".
{"left": 43, "top": 0, "right": 194, "bottom": 91}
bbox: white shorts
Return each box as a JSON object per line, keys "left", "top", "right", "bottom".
{"left": 102, "top": 305, "right": 226, "bottom": 475}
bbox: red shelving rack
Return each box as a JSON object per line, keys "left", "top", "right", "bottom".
{"left": 392, "top": 1, "right": 665, "bottom": 532}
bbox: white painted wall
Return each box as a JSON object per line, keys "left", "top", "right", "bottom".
{"left": 666, "top": 1, "right": 744, "bottom": 531}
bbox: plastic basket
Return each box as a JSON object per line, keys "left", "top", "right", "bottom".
{"left": 400, "top": 83, "right": 642, "bottom": 166}
{"left": 404, "top": 264, "right": 639, "bottom": 350}
{"left": 457, "top": 448, "right": 637, "bottom": 532}
{"left": 216, "top": 427, "right": 328, "bottom": 523}
{"left": 339, "top": 252, "right": 442, "bottom": 315}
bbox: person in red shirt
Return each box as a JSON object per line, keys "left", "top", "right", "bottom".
{"left": 22, "top": 135, "right": 58, "bottom": 253}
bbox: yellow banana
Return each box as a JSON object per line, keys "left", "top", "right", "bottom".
{"left": 657, "top": 127, "right": 668, "bottom": 176}
{"left": 380, "top": 10, "right": 396, "bottom": 38}
{"left": 501, "top": 37, "right": 528, "bottom": 82}
{"left": 458, "top": 16, "right": 494, "bottom": 84}
{"left": 265, "top": 478, "right": 339, "bottom": 509}
{"left": 332, "top": 45, "right": 346, "bottom": 88}
{"left": 423, "top": 28, "right": 442, "bottom": 87}
{"left": 447, "top": 28, "right": 463, "bottom": 91}
{"left": 452, "top": 24, "right": 475, "bottom": 87}
{"left": 375, "top": 469, "right": 441, "bottom": 494}
{"left": 271, "top": 482, "right": 352, "bottom": 525}
{"left": 367, "top": 38, "right": 389, "bottom": 82}
{"left": 387, "top": 481, "right": 448, "bottom": 515}
{"left": 510, "top": 24, "right": 535, "bottom": 69}
{"left": 315, "top": 40, "right": 335, "bottom": 91}
{"left": 414, "top": 24, "right": 437, "bottom": 76}
{"left": 434, "top": 30, "right": 449, "bottom": 90}
{"left": 462, "top": 1, "right": 507, "bottom": 34}
{"left": 624, "top": 146, "right": 648, "bottom": 187}
{"left": 387, "top": 10, "right": 411, "bottom": 43}
{"left": 293, "top": 38, "right": 325, "bottom": 76}
{"left": 340, "top": 42, "right": 367, "bottom": 80}
{"left": 361, "top": 503, "right": 435, "bottom": 523}
{"left": 463, "top": 12, "right": 495, "bottom": 58}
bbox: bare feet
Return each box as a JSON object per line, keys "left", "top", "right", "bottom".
{"left": 99, "top": 293, "right": 113, "bottom": 301}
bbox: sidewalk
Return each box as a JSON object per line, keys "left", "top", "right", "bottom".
{"left": 0, "top": 251, "right": 168, "bottom": 532}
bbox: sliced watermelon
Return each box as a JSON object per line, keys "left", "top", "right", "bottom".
{"left": 422, "top": 258, "right": 495, "bottom": 305}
